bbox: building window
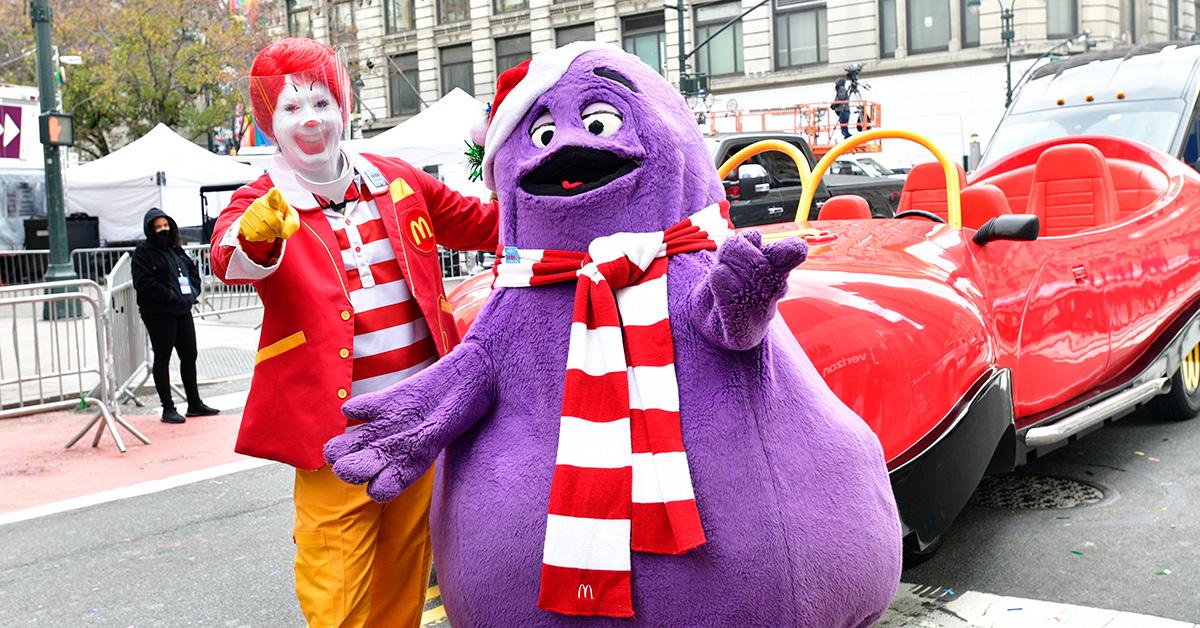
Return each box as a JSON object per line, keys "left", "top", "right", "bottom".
{"left": 1169, "top": 0, "right": 1179, "bottom": 37}
{"left": 495, "top": 0, "right": 528, "bottom": 12}
{"left": 695, "top": 2, "right": 744, "bottom": 77}
{"left": 389, "top": 53, "right": 421, "bottom": 116}
{"left": 774, "top": 1, "right": 827, "bottom": 68}
{"left": 287, "top": 0, "right": 313, "bottom": 37}
{"left": 385, "top": 0, "right": 415, "bottom": 33}
{"left": 1046, "top": 0, "right": 1077, "bottom": 37}
{"left": 495, "top": 34, "right": 531, "bottom": 74}
{"left": 623, "top": 13, "right": 667, "bottom": 75}
{"left": 962, "top": 0, "right": 979, "bottom": 46}
{"left": 329, "top": 0, "right": 355, "bottom": 40}
{"left": 907, "top": 0, "right": 950, "bottom": 53}
{"left": 880, "top": 0, "right": 897, "bottom": 57}
{"left": 440, "top": 44, "right": 474, "bottom": 95}
{"left": 557, "top": 23, "right": 596, "bottom": 46}
{"left": 438, "top": 0, "right": 470, "bottom": 23}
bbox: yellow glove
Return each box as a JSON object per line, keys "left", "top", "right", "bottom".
{"left": 239, "top": 187, "right": 300, "bottom": 242}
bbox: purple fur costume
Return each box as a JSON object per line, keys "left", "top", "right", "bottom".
{"left": 325, "top": 44, "right": 902, "bottom": 627}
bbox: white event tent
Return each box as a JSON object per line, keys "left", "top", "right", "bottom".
{"left": 347, "top": 88, "right": 490, "bottom": 200}
{"left": 65, "top": 124, "right": 263, "bottom": 243}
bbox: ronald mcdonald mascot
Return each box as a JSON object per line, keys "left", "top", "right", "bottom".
{"left": 210, "top": 38, "right": 498, "bottom": 626}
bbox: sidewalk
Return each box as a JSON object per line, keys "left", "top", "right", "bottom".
{"left": 0, "top": 388, "right": 255, "bottom": 516}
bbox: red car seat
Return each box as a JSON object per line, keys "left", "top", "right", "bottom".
{"left": 981, "top": 165, "right": 1035, "bottom": 214}
{"left": 960, "top": 184, "right": 1012, "bottom": 229}
{"left": 1107, "top": 158, "right": 1169, "bottom": 218}
{"left": 898, "top": 162, "right": 967, "bottom": 221}
{"left": 818, "top": 195, "right": 872, "bottom": 220}
{"left": 1027, "top": 144, "right": 1119, "bottom": 236}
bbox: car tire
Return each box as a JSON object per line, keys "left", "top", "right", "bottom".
{"left": 1150, "top": 342, "right": 1200, "bottom": 421}
{"left": 902, "top": 532, "right": 946, "bottom": 569}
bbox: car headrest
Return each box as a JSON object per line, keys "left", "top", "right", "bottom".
{"left": 898, "top": 162, "right": 967, "bottom": 219}
{"left": 960, "top": 184, "right": 1012, "bottom": 230}
{"left": 1029, "top": 144, "right": 1119, "bottom": 236}
{"left": 817, "top": 195, "right": 872, "bottom": 220}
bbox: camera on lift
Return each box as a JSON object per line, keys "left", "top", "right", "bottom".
{"left": 843, "top": 63, "right": 865, "bottom": 96}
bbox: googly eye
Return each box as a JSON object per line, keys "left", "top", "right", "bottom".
{"left": 582, "top": 110, "right": 622, "bottom": 137}
{"left": 531, "top": 123, "right": 556, "bottom": 148}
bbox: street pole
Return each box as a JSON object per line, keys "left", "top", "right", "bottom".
{"left": 677, "top": 1, "right": 686, "bottom": 80}
{"left": 30, "top": 0, "right": 76, "bottom": 282}
{"left": 665, "top": 0, "right": 688, "bottom": 89}
{"left": 1000, "top": 2, "right": 1014, "bottom": 108}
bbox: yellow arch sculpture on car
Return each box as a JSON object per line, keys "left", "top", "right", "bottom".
{"left": 718, "top": 129, "right": 963, "bottom": 230}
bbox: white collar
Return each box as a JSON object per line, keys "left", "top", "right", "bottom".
{"left": 267, "top": 146, "right": 389, "bottom": 211}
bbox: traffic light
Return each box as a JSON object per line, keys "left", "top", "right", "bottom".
{"left": 39, "top": 111, "right": 74, "bottom": 147}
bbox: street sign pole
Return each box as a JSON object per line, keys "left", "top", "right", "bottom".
{"left": 31, "top": 0, "right": 77, "bottom": 283}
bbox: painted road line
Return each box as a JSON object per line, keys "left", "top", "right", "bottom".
{"left": 879, "top": 583, "right": 1199, "bottom": 627}
{"left": 0, "top": 458, "right": 274, "bottom": 527}
{"left": 419, "top": 582, "right": 1200, "bottom": 627}
{"left": 422, "top": 583, "right": 447, "bottom": 627}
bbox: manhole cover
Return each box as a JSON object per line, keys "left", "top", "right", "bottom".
{"left": 969, "top": 474, "right": 1104, "bottom": 510}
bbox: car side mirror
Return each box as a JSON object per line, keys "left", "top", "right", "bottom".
{"left": 972, "top": 214, "right": 1040, "bottom": 245}
{"left": 739, "top": 164, "right": 770, "bottom": 200}
{"left": 725, "top": 164, "right": 770, "bottom": 202}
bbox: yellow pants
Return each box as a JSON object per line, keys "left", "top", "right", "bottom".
{"left": 292, "top": 464, "right": 435, "bottom": 628}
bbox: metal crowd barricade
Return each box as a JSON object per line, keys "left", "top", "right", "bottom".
{"left": 0, "top": 279, "right": 149, "bottom": 453}
{"left": 183, "top": 244, "right": 262, "bottom": 320}
{"left": 104, "top": 254, "right": 155, "bottom": 408}
{"left": 439, "top": 247, "right": 494, "bottom": 280}
{"left": 71, "top": 246, "right": 135, "bottom": 283}
{"left": 0, "top": 249, "right": 51, "bottom": 286}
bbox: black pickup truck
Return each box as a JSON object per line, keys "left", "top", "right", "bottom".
{"left": 707, "top": 133, "right": 903, "bottom": 227}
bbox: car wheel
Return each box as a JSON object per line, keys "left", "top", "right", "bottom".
{"left": 1150, "top": 341, "right": 1200, "bottom": 421}
{"left": 902, "top": 532, "right": 946, "bottom": 569}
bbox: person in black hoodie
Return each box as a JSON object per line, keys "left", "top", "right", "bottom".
{"left": 131, "top": 208, "right": 219, "bottom": 423}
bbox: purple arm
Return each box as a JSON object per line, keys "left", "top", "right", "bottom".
{"left": 323, "top": 342, "right": 496, "bottom": 502}
{"left": 688, "top": 232, "right": 807, "bottom": 351}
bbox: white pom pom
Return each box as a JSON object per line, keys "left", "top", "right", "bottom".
{"left": 470, "top": 117, "right": 488, "bottom": 146}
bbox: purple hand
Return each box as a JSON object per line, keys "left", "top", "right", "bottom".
{"left": 690, "top": 231, "right": 808, "bottom": 351}
{"left": 323, "top": 342, "right": 496, "bottom": 502}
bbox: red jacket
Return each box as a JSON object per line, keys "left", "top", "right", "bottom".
{"left": 211, "top": 150, "right": 498, "bottom": 469}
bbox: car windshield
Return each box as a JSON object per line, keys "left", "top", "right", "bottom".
{"left": 857, "top": 157, "right": 895, "bottom": 176}
{"left": 981, "top": 98, "right": 1185, "bottom": 167}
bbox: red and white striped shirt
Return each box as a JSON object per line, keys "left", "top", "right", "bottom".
{"left": 323, "top": 182, "right": 437, "bottom": 398}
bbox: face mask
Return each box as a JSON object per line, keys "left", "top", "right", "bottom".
{"left": 155, "top": 230, "right": 173, "bottom": 245}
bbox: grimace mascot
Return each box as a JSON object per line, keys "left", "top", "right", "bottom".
{"left": 325, "top": 42, "right": 902, "bottom": 626}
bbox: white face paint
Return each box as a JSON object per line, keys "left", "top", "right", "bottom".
{"left": 272, "top": 76, "right": 344, "bottom": 182}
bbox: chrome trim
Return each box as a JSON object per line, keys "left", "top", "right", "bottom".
{"left": 1023, "top": 377, "right": 1169, "bottom": 448}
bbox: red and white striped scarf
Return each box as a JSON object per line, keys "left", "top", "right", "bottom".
{"left": 494, "top": 202, "right": 734, "bottom": 617}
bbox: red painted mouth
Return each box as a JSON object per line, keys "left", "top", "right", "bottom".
{"left": 295, "top": 134, "right": 327, "bottom": 156}
{"left": 562, "top": 180, "right": 584, "bottom": 190}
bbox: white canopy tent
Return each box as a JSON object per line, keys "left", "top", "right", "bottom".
{"left": 348, "top": 88, "right": 490, "bottom": 200}
{"left": 65, "top": 124, "right": 263, "bottom": 243}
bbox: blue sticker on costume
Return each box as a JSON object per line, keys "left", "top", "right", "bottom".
{"left": 503, "top": 246, "right": 520, "bottom": 264}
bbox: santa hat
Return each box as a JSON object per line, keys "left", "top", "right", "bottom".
{"left": 474, "top": 41, "right": 614, "bottom": 190}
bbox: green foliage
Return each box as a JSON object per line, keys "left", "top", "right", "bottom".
{"left": 0, "top": 0, "right": 270, "bottom": 159}
{"left": 465, "top": 140, "right": 485, "bottom": 182}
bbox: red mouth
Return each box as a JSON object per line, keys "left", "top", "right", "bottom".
{"left": 562, "top": 180, "right": 584, "bottom": 190}
{"left": 295, "top": 135, "right": 327, "bottom": 156}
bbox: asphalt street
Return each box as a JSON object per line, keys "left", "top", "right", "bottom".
{"left": 902, "top": 404, "right": 1200, "bottom": 623}
{"left": 0, "top": 404, "right": 1197, "bottom": 627}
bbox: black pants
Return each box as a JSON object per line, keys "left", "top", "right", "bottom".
{"left": 141, "top": 312, "right": 200, "bottom": 411}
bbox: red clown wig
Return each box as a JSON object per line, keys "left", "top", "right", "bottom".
{"left": 249, "top": 38, "right": 352, "bottom": 140}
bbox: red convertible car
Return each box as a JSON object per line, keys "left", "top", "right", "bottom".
{"left": 447, "top": 132, "right": 1200, "bottom": 558}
